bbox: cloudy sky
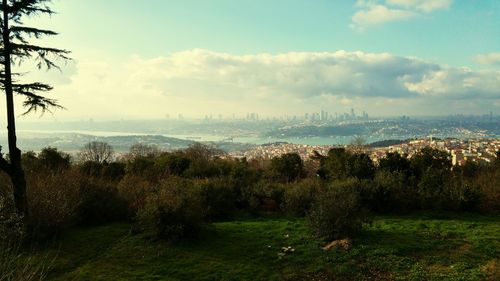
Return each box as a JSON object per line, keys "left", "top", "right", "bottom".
{"left": 9, "top": 0, "right": 500, "bottom": 121}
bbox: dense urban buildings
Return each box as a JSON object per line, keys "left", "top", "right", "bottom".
{"left": 232, "top": 138, "right": 499, "bottom": 167}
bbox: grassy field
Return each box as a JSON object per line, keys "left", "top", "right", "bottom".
{"left": 26, "top": 213, "right": 500, "bottom": 281}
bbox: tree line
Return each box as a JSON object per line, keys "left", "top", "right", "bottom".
{"left": 1, "top": 141, "right": 498, "bottom": 242}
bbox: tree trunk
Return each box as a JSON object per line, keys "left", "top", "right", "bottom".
{"left": 2, "top": 0, "right": 28, "bottom": 216}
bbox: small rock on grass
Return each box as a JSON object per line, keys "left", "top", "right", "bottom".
{"left": 322, "top": 238, "right": 352, "bottom": 251}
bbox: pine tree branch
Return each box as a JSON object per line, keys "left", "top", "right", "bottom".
{"left": 21, "top": 91, "right": 63, "bottom": 115}
{"left": 10, "top": 26, "right": 57, "bottom": 36}
{"left": 10, "top": 43, "right": 70, "bottom": 57}
{"left": 10, "top": 26, "right": 57, "bottom": 43}
{"left": 4, "top": 0, "right": 54, "bottom": 18}
{"left": 9, "top": 42, "right": 70, "bottom": 69}
{"left": 12, "top": 81, "right": 53, "bottom": 93}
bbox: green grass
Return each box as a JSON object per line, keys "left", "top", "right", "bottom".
{"left": 26, "top": 213, "right": 500, "bottom": 281}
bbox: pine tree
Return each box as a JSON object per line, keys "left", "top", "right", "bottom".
{"left": 0, "top": 0, "right": 69, "bottom": 216}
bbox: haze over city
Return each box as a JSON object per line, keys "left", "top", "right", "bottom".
{"left": 1, "top": 1, "right": 499, "bottom": 280}
{"left": 6, "top": 0, "right": 499, "bottom": 122}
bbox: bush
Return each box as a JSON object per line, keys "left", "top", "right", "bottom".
{"left": 474, "top": 168, "right": 500, "bottom": 214}
{"left": 363, "top": 170, "right": 417, "bottom": 213}
{"left": 117, "top": 175, "right": 153, "bottom": 216}
{"left": 417, "top": 169, "right": 461, "bottom": 210}
{"left": 25, "top": 169, "right": 129, "bottom": 238}
{"left": 282, "top": 178, "right": 322, "bottom": 216}
{"left": 269, "top": 153, "right": 305, "bottom": 183}
{"left": 37, "top": 147, "right": 71, "bottom": 171}
{"left": 410, "top": 147, "right": 451, "bottom": 184}
{"left": 25, "top": 170, "right": 82, "bottom": 239}
{"left": 79, "top": 161, "right": 103, "bottom": 177}
{"left": 183, "top": 160, "right": 220, "bottom": 178}
{"left": 318, "top": 148, "right": 374, "bottom": 180}
{"left": 22, "top": 147, "right": 70, "bottom": 173}
{"left": 101, "top": 162, "right": 126, "bottom": 181}
{"left": 126, "top": 157, "right": 156, "bottom": 178}
{"left": 155, "top": 153, "right": 191, "bottom": 176}
{"left": 241, "top": 180, "right": 285, "bottom": 213}
{"left": 225, "top": 158, "right": 261, "bottom": 208}
{"left": 196, "top": 177, "right": 237, "bottom": 220}
{"left": 308, "top": 179, "right": 369, "bottom": 241}
{"left": 77, "top": 178, "right": 129, "bottom": 225}
{"left": 135, "top": 178, "right": 207, "bottom": 240}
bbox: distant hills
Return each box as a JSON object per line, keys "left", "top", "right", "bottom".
{"left": 3, "top": 117, "right": 497, "bottom": 154}
{"left": 266, "top": 119, "right": 500, "bottom": 140}
{"left": 1, "top": 133, "right": 194, "bottom": 153}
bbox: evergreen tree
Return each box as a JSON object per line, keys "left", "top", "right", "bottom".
{"left": 0, "top": 0, "right": 69, "bottom": 216}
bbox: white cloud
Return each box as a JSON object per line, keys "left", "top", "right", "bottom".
{"left": 404, "top": 67, "right": 500, "bottom": 99}
{"left": 351, "top": 4, "right": 416, "bottom": 30}
{"left": 474, "top": 52, "right": 500, "bottom": 65}
{"left": 11, "top": 49, "right": 499, "bottom": 120}
{"left": 126, "top": 49, "right": 500, "bottom": 112}
{"left": 352, "top": 0, "right": 452, "bottom": 30}
{"left": 127, "top": 49, "right": 433, "bottom": 100}
{"left": 386, "top": 0, "right": 452, "bottom": 12}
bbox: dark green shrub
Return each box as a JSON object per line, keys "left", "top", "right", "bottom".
{"left": 378, "top": 152, "right": 411, "bottom": 175}
{"left": 38, "top": 147, "right": 71, "bottom": 171}
{"left": 317, "top": 148, "right": 350, "bottom": 180}
{"left": 227, "top": 159, "right": 262, "bottom": 208}
{"left": 417, "top": 169, "right": 454, "bottom": 210}
{"left": 126, "top": 156, "right": 156, "bottom": 178}
{"left": 452, "top": 179, "right": 481, "bottom": 212}
{"left": 269, "top": 153, "right": 305, "bottom": 183}
{"left": 80, "top": 161, "right": 125, "bottom": 181}
{"left": 77, "top": 178, "right": 129, "bottom": 225}
{"left": 196, "top": 177, "right": 237, "bottom": 220}
{"left": 79, "top": 161, "right": 103, "bottom": 177}
{"left": 347, "top": 153, "right": 375, "bottom": 180}
{"left": 155, "top": 153, "right": 191, "bottom": 176}
{"left": 282, "top": 178, "right": 322, "bottom": 216}
{"left": 242, "top": 180, "right": 285, "bottom": 213}
{"left": 135, "top": 178, "right": 207, "bottom": 240}
{"left": 410, "top": 147, "right": 451, "bottom": 184}
{"left": 318, "top": 148, "right": 374, "bottom": 180}
{"left": 22, "top": 147, "right": 70, "bottom": 173}
{"left": 182, "top": 143, "right": 225, "bottom": 178}
{"left": 184, "top": 160, "right": 220, "bottom": 178}
{"left": 308, "top": 179, "right": 369, "bottom": 241}
{"left": 363, "top": 170, "right": 417, "bottom": 213}
{"left": 21, "top": 151, "right": 39, "bottom": 173}
{"left": 102, "top": 162, "right": 126, "bottom": 180}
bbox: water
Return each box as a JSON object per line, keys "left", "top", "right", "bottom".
{"left": 13, "top": 130, "right": 382, "bottom": 146}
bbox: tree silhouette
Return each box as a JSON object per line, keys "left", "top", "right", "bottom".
{"left": 0, "top": 0, "right": 69, "bottom": 216}
{"left": 79, "top": 141, "right": 115, "bottom": 164}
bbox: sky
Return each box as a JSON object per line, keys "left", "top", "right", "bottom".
{"left": 7, "top": 0, "right": 500, "bottom": 121}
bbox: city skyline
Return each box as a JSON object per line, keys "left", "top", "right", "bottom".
{"left": 5, "top": 0, "right": 500, "bottom": 121}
